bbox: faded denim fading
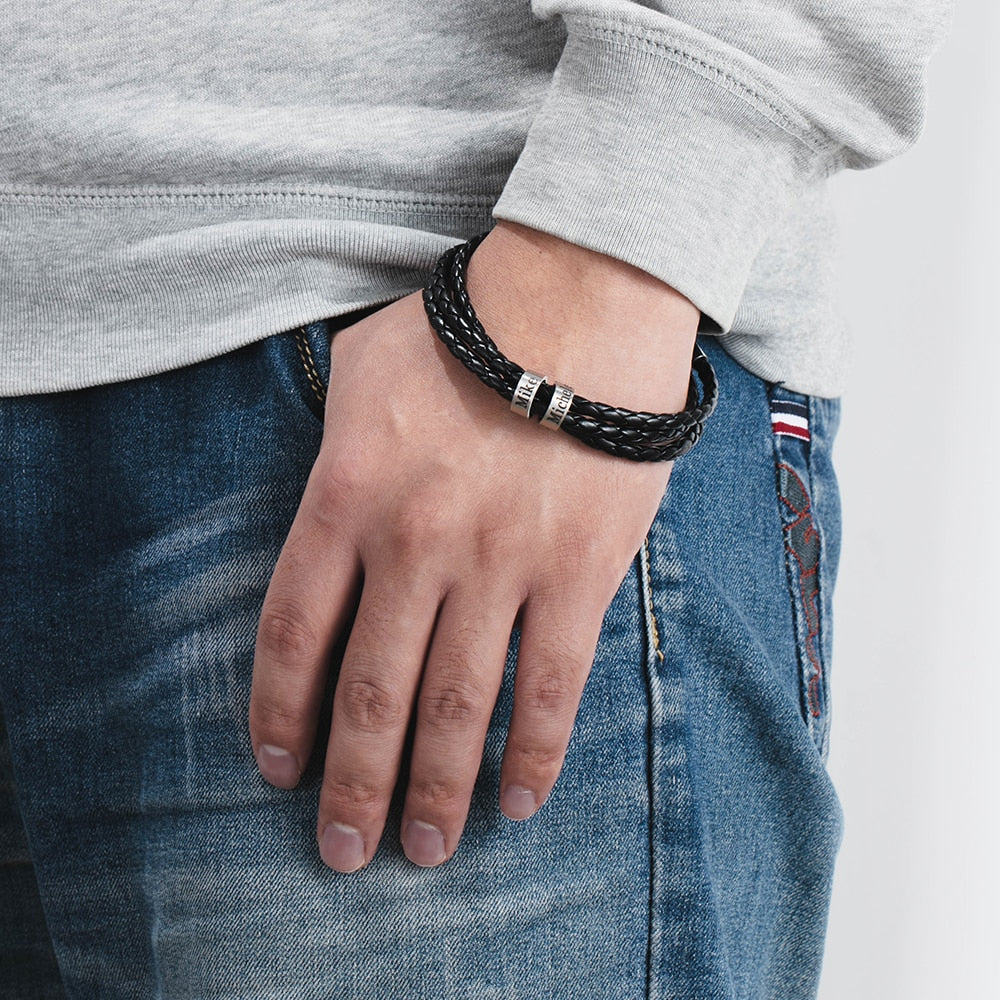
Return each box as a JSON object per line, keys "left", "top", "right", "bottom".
{"left": 0, "top": 328, "right": 841, "bottom": 999}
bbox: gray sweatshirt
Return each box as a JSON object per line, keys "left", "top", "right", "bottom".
{"left": 1, "top": 0, "right": 950, "bottom": 397}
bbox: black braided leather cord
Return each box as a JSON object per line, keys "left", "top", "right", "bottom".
{"left": 422, "top": 233, "right": 718, "bottom": 462}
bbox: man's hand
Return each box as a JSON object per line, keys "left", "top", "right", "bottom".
{"left": 249, "top": 222, "right": 698, "bottom": 871}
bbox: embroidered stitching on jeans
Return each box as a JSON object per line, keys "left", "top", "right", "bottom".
{"left": 776, "top": 462, "right": 823, "bottom": 719}
{"left": 642, "top": 538, "right": 665, "bottom": 664}
{"left": 294, "top": 327, "right": 327, "bottom": 408}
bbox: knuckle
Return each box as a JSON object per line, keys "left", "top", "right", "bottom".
{"left": 257, "top": 602, "right": 321, "bottom": 665}
{"left": 557, "top": 529, "right": 619, "bottom": 580}
{"left": 508, "top": 740, "right": 564, "bottom": 775}
{"left": 338, "top": 676, "right": 407, "bottom": 733}
{"left": 469, "top": 520, "right": 520, "bottom": 567}
{"left": 299, "top": 459, "right": 362, "bottom": 535}
{"left": 385, "top": 496, "right": 452, "bottom": 560}
{"left": 534, "top": 559, "right": 621, "bottom": 612}
{"left": 520, "top": 663, "right": 580, "bottom": 713}
{"left": 322, "top": 777, "right": 383, "bottom": 812}
{"left": 249, "top": 694, "right": 304, "bottom": 740}
{"left": 408, "top": 775, "right": 462, "bottom": 808}
{"left": 320, "top": 454, "right": 364, "bottom": 498}
{"left": 420, "top": 679, "right": 487, "bottom": 729}
{"left": 313, "top": 446, "right": 372, "bottom": 507}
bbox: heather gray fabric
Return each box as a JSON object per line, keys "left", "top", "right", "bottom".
{"left": 0, "top": 0, "right": 950, "bottom": 396}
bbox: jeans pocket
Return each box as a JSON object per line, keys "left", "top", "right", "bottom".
{"left": 769, "top": 387, "right": 842, "bottom": 759}
{"left": 279, "top": 305, "right": 390, "bottom": 423}
{"left": 286, "top": 322, "right": 332, "bottom": 424}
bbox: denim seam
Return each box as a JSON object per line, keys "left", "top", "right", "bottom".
{"left": 638, "top": 540, "right": 658, "bottom": 1000}
{"left": 798, "top": 395, "right": 831, "bottom": 758}
{"left": 641, "top": 538, "right": 665, "bottom": 664}
{"left": 293, "top": 328, "right": 327, "bottom": 410}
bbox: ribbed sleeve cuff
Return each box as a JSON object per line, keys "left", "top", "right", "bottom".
{"left": 492, "top": 9, "right": 828, "bottom": 332}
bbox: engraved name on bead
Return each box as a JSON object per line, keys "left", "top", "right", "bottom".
{"left": 511, "top": 371, "right": 547, "bottom": 419}
{"left": 541, "top": 383, "right": 574, "bottom": 429}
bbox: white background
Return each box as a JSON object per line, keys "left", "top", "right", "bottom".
{"left": 820, "top": 1, "right": 998, "bottom": 996}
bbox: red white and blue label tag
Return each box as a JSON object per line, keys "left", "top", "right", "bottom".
{"left": 770, "top": 399, "right": 810, "bottom": 442}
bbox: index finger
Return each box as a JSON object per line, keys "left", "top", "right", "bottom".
{"left": 250, "top": 492, "right": 360, "bottom": 789}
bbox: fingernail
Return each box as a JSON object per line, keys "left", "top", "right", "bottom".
{"left": 256, "top": 744, "right": 300, "bottom": 789}
{"left": 402, "top": 820, "right": 446, "bottom": 867}
{"left": 500, "top": 785, "right": 538, "bottom": 821}
{"left": 320, "top": 822, "right": 367, "bottom": 873}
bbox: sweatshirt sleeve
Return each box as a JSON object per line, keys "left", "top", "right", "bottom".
{"left": 492, "top": 0, "right": 952, "bottom": 331}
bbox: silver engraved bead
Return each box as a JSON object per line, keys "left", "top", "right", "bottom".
{"left": 511, "top": 370, "right": 547, "bottom": 419}
{"left": 541, "top": 383, "right": 574, "bottom": 429}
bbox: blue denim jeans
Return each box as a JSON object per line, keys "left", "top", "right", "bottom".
{"left": 0, "top": 328, "right": 842, "bottom": 999}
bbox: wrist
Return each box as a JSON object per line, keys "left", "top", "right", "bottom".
{"left": 465, "top": 222, "right": 699, "bottom": 413}
{"left": 424, "top": 235, "right": 716, "bottom": 463}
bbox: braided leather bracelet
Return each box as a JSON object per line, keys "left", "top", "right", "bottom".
{"left": 422, "top": 233, "right": 718, "bottom": 462}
